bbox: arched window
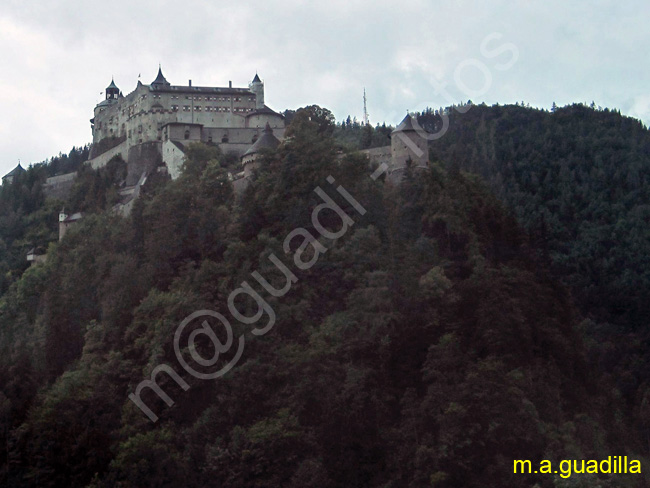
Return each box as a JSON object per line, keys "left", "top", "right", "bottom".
{"left": 184, "top": 130, "right": 190, "bottom": 140}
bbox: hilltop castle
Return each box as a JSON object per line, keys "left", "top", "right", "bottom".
{"left": 4, "top": 67, "right": 429, "bottom": 197}
{"left": 88, "top": 67, "right": 286, "bottom": 183}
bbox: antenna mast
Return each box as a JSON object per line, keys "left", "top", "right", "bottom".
{"left": 363, "top": 88, "right": 369, "bottom": 126}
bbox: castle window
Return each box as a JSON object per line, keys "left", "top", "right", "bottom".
{"left": 171, "top": 105, "right": 178, "bottom": 111}
{"left": 208, "top": 135, "right": 213, "bottom": 143}
{"left": 195, "top": 106, "right": 201, "bottom": 111}
{"left": 184, "top": 130, "right": 190, "bottom": 140}
{"left": 172, "top": 96, "right": 179, "bottom": 100}
{"left": 184, "top": 106, "right": 190, "bottom": 111}
{"left": 222, "top": 134, "right": 229, "bottom": 143}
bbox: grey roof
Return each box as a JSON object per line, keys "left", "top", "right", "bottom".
{"left": 245, "top": 105, "right": 283, "bottom": 118}
{"left": 171, "top": 140, "right": 186, "bottom": 152}
{"left": 96, "top": 98, "right": 117, "bottom": 108}
{"left": 107, "top": 78, "right": 119, "bottom": 90}
{"left": 392, "top": 114, "right": 418, "bottom": 133}
{"left": 3, "top": 164, "right": 25, "bottom": 178}
{"left": 150, "top": 84, "right": 253, "bottom": 95}
{"left": 151, "top": 67, "right": 170, "bottom": 86}
{"left": 63, "top": 212, "right": 83, "bottom": 223}
{"left": 252, "top": 73, "right": 261, "bottom": 83}
{"left": 244, "top": 123, "right": 280, "bottom": 156}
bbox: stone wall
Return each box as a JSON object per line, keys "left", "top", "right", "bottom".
{"left": 162, "top": 140, "right": 186, "bottom": 180}
{"left": 88, "top": 139, "right": 128, "bottom": 169}
{"left": 358, "top": 146, "right": 392, "bottom": 168}
{"left": 43, "top": 172, "right": 77, "bottom": 200}
{"left": 126, "top": 141, "right": 163, "bottom": 186}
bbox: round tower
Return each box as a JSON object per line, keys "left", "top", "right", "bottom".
{"left": 390, "top": 113, "right": 428, "bottom": 181}
{"left": 249, "top": 73, "right": 264, "bottom": 110}
{"left": 241, "top": 122, "right": 279, "bottom": 177}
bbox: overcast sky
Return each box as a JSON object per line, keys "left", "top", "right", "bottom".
{"left": 1, "top": 0, "right": 649, "bottom": 176}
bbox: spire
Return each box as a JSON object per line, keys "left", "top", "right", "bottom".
{"left": 151, "top": 66, "right": 170, "bottom": 86}
{"left": 106, "top": 77, "right": 118, "bottom": 90}
{"left": 252, "top": 73, "right": 261, "bottom": 83}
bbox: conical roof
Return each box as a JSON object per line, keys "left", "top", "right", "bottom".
{"left": 252, "top": 73, "right": 262, "bottom": 83}
{"left": 4, "top": 163, "right": 25, "bottom": 178}
{"left": 392, "top": 113, "right": 418, "bottom": 133}
{"left": 151, "top": 66, "right": 170, "bottom": 86}
{"left": 244, "top": 123, "right": 280, "bottom": 156}
{"left": 106, "top": 78, "right": 119, "bottom": 90}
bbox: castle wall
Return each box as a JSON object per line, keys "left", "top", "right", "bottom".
{"left": 126, "top": 142, "right": 163, "bottom": 186}
{"left": 391, "top": 131, "right": 428, "bottom": 170}
{"left": 245, "top": 113, "right": 284, "bottom": 131}
{"left": 43, "top": 172, "right": 77, "bottom": 200}
{"left": 162, "top": 140, "right": 186, "bottom": 180}
{"left": 358, "top": 146, "right": 392, "bottom": 168}
{"left": 89, "top": 139, "right": 128, "bottom": 169}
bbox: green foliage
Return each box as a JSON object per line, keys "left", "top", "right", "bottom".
{"left": 0, "top": 112, "right": 648, "bottom": 488}
{"left": 422, "top": 102, "right": 650, "bottom": 457}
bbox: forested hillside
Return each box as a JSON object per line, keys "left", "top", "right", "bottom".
{"left": 416, "top": 103, "right": 650, "bottom": 453}
{"left": 0, "top": 107, "right": 647, "bottom": 487}
{"left": 0, "top": 147, "right": 89, "bottom": 293}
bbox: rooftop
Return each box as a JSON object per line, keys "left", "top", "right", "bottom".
{"left": 244, "top": 123, "right": 280, "bottom": 157}
{"left": 392, "top": 114, "right": 418, "bottom": 133}
{"left": 3, "top": 163, "right": 26, "bottom": 179}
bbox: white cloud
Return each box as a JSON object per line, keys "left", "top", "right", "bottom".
{"left": 1, "top": 0, "right": 650, "bottom": 176}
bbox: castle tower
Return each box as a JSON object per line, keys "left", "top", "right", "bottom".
{"left": 241, "top": 122, "right": 279, "bottom": 177}
{"left": 390, "top": 113, "right": 428, "bottom": 181}
{"left": 249, "top": 73, "right": 264, "bottom": 109}
{"left": 106, "top": 78, "right": 120, "bottom": 101}
{"left": 151, "top": 66, "right": 171, "bottom": 87}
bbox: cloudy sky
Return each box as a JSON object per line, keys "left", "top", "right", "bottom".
{"left": 1, "top": 0, "right": 649, "bottom": 176}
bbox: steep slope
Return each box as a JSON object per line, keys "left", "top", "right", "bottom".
{"left": 0, "top": 108, "right": 645, "bottom": 487}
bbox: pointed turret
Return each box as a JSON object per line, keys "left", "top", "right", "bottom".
{"left": 106, "top": 77, "right": 120, "bottom": 100}
{"left": 151, "top": 66, "right": 170, "bottom": 87}
{"left": 249, "top": 73, "right": 265, "bottom": 109}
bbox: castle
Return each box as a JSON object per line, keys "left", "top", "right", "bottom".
{"left": 88, "top": 67, "right": 286, "bottom": 184}
{"left": 5, "top": 68, "right": 430, "bottom": 265}
{"left": 4, "top": 67, "right": 429, "bottom": 215}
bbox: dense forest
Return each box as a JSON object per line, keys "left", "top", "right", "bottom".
{"left": 0, "top": 105, "right": 648, "bottom": 487}
{"left": 418, "top": 103, "right": 650, "bottom": 454}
